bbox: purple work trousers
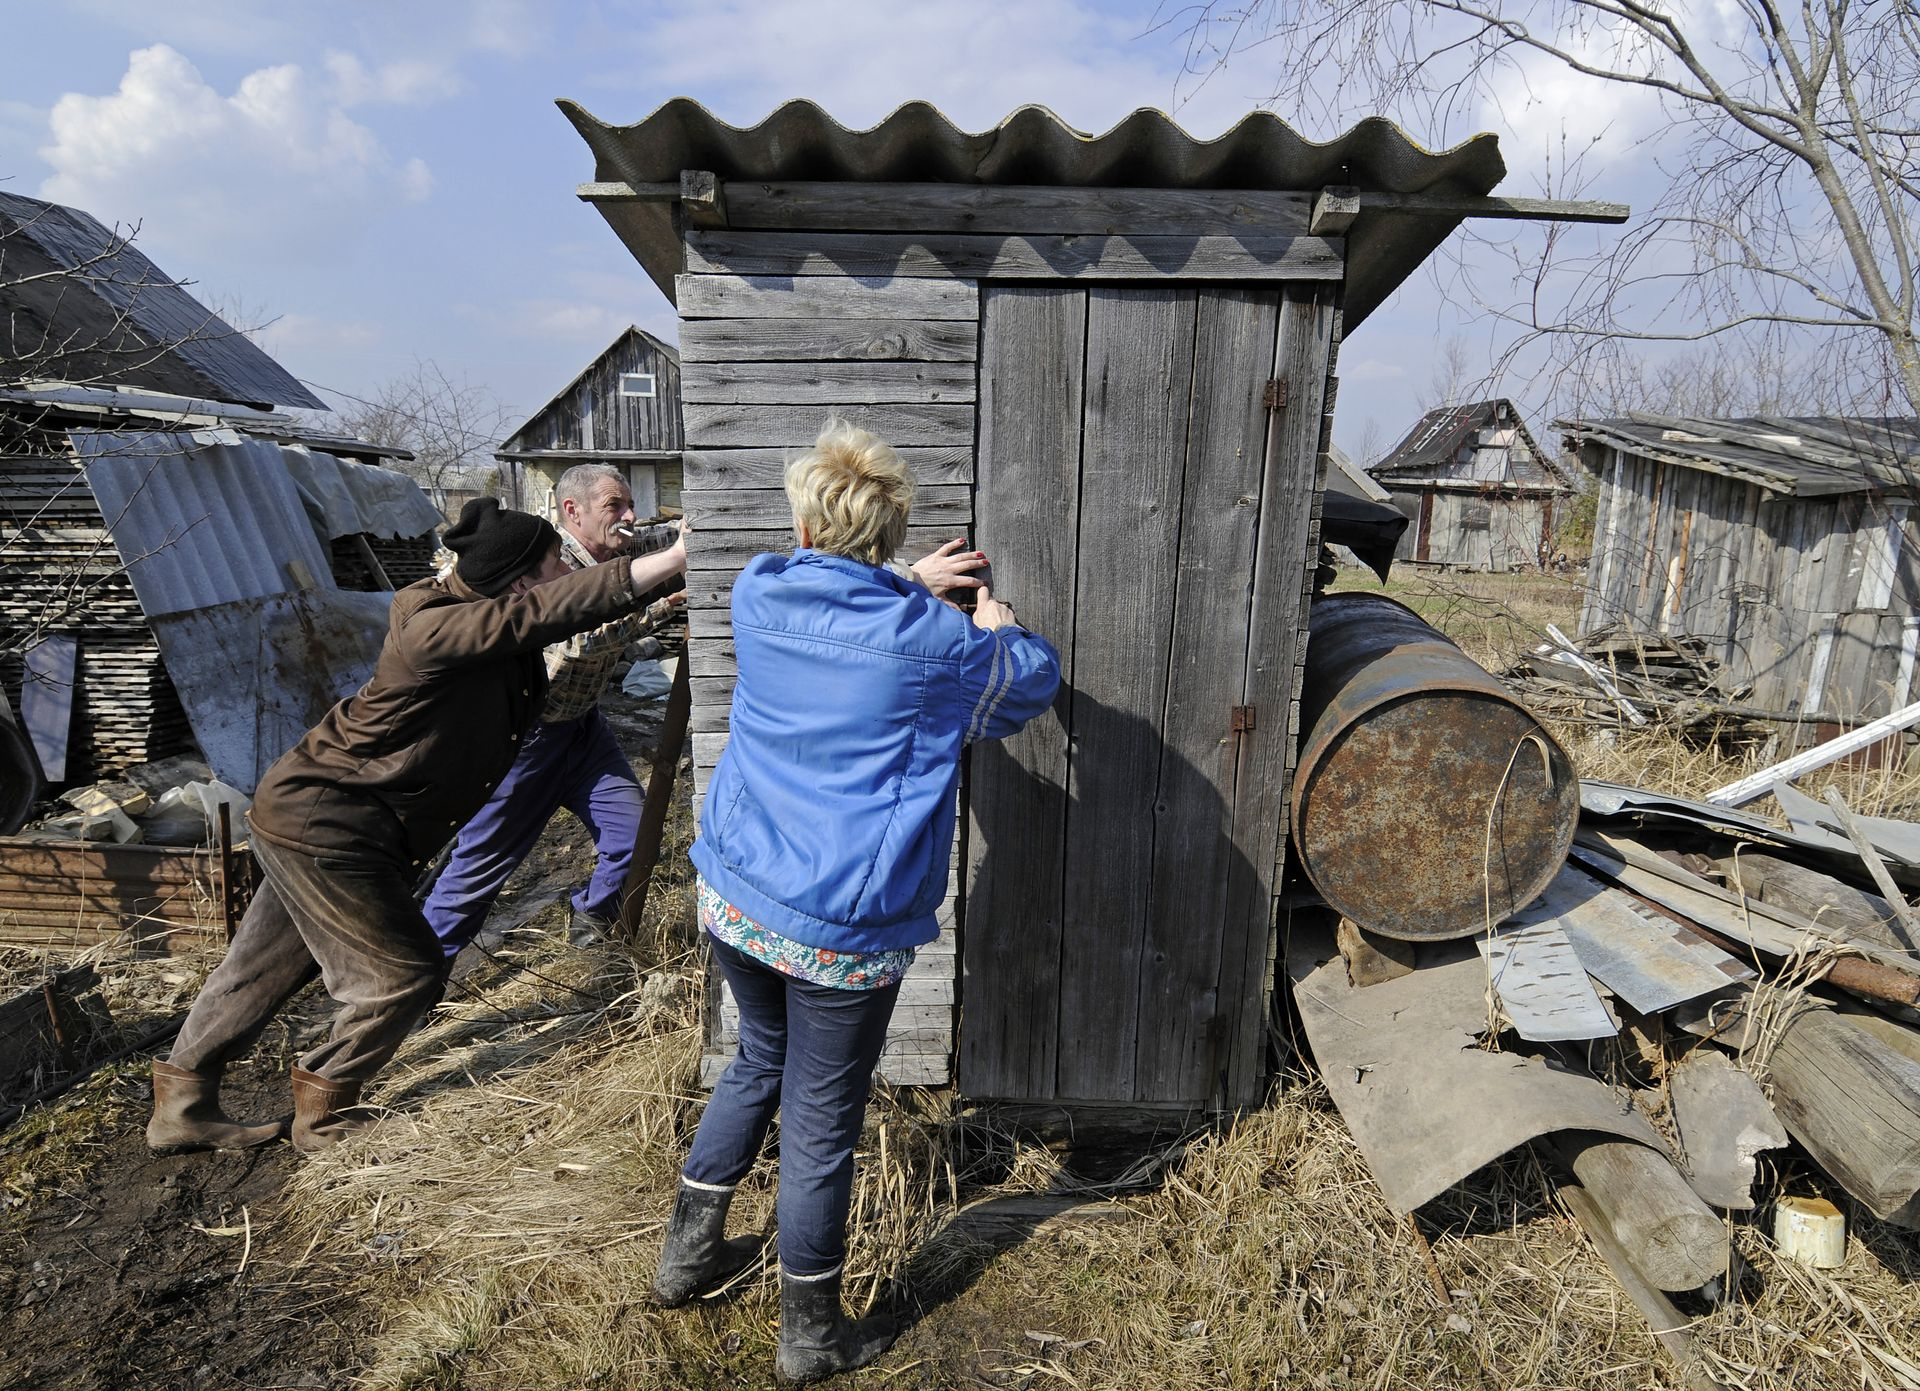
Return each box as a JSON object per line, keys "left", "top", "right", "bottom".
{"left": 422, "top": 707, "right": 643, "bottom": 957}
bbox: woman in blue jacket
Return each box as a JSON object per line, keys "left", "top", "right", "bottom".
{"left": 654, "top": 420, "right": 1060, "bottom": 1383}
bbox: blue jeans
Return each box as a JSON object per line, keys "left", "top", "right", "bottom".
{"left": 422, "top": 707, "right": 643, "bottom": 957}
{"left": 684, "top": 936, "right": 902, "bottom": 1276}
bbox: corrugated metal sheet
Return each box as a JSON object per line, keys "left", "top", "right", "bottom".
{"left": 281, "top": 446, "right": 444, "bottom": 540}
{"left": 559, "top": 97, "right": 1506, "bottom": 327}
{"left": 66, "top": 429, "right": 404, "bottom": 792}
{"left": 148, "top": 590, "right": 391, "bottom": 795}
{"left": 0, "top": 192, "right": 325, "bottom": 411}
{"left": 1372, "top": 398, "right": 1566, "bottom": 487}
{"left": 72, "top": 431, "right": 336, "bottom": 618}
{"left": 1558, "top": 413, "right": 1920, "bottom": 497}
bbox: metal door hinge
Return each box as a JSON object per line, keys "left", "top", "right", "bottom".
{"left": 1262, "top": 378, "right": 1289, "bottom": 410}
{"left": 1231, "top": 705, "right": 1256, "bottom": 732}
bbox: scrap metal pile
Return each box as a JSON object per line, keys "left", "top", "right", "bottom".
{"left": 1287, "top": 592, "right": 1920, "bottom": 1377}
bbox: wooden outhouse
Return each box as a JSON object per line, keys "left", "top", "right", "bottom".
{"left": 1563, "top": 413, "right": 1920, "bottom": 724}
{"left": 494, "top": 325, "right": 684, "bottom": 523}
{"left": 1371, "top": 399, "right": 1573, "bottom": 570}
{"left": 563, "top": 98, "right": 1595, "bottom": 1113}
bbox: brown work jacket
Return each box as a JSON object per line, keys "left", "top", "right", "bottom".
{"left": 248, "top": 561, "right": 642, "bottom": 870}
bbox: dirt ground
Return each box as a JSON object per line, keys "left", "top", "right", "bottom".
{"left": 0, "top": 685, "right": 668, "bottom": 1391}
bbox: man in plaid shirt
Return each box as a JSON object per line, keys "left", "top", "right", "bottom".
{"left": 423, "top": 463, "right": 678, "bottom": 954}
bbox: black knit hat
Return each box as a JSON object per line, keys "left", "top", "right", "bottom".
{"left": 444, "top": 498, "right": 559, "bottom": 596}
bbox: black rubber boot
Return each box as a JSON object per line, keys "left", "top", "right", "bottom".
{"left": 775, "top": 1266, "right": 899, "bottom": 1385}
{"left": 650, "top": 1181, "right": 762, "bottom": 1306}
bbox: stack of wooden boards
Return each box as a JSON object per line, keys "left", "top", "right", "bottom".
{"left": 0, "top": 454, "right": 195, "bottom": 780}
{"left": 1287, "top": 780, "right": 1920, "bottom": 1379}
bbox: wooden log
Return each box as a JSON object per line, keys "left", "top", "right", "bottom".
{"left": 1548, "top": 1134, "right": 1729, "bottom": 1290}
{"left": 716, "top": 181, "right": 1313, "bottom": 235}
{"left": 1820, "top": 787, "right": 1920, "bottom": 946}
{"left": 685, "top": 229, "right": 1344, "bottom": 281}
{"left": 1763, "top": 1002, "right": 1920, "bottom": 1224}
{"left": 1668, "top": 1051, "right": 1786, "bottom": 1210}
{"left": 675, "top": 273, "right": 978, "bottom": 321}
{"left": 680, "top": 360, "right": 976, "bottom": 405}
{"left": 679, "top": 317, "right": 978, "bottom": 363}
{"left": 1558, "top": 1183, "right": 1726, "bottom": 1391}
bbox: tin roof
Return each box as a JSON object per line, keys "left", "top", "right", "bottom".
{"left": 1370, "top": 399, "right": 1572, "bottom": 492}
{"left": 559, "top": 98, "right": 1506, "bottom": 327}
{"left": 1556, "top": 413, "right": 1920, "bottom": 497}
{"left": 0, "top": 191, "right": 325, "bottom": 411}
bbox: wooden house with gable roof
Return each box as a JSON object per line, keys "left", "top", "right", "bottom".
{"left": 494, "top": 324, "right": 684, "bottom": 523}
{"left": 1370, "top": 399, "right": 1574, "bottom": 571}
{"left": 562, "top": 98, "right": 1621, "bottom": 1113}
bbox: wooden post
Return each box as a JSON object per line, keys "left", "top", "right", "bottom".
{"left": 217, "top": 802, "right": 236, "bottom": 944}
{"left": 617, "top": 653, "right": 692, "bottom": 938}
{"left": 350, "top": 533, "right": 394, "bottom": 590}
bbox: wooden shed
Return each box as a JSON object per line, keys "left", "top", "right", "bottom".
{"left": 562, "top": 98, "right": 1606, "bottom": 1113}
{"left": 1563, "top": 413, "right": 1920, "bottom": 726}
{"left": 495, "top": 325, "right": 684, "bottom": 522}
{"left": 1371, "top": 399, "right": 1573, "bottom": 570}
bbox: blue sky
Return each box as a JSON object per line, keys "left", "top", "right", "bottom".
{"left": 0, "top": 0, "right": 1660, "bottom": 460}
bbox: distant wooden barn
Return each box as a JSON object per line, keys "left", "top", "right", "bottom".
{"left": 1371, "top": 399, "right": 1573, "bottom": 570}
{"left": 495, "top": 325, "right": 683, "bottom": 522}
{"left": 1563, "top": 414, "right": 1920, "bottom": 725}
{"left": 562, "top": 97, "right": 1603, "bottom": 1113}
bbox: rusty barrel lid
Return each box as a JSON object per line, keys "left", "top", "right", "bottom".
{"left": 1292, "top": 592, "right": 1577, "bottom": 941}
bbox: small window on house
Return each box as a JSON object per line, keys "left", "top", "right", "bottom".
{"left": 618, "top": 373, "right": 656, "bottom": 398}
{"left": 1462, "top": 504, "right": 1492, "bottom": 531}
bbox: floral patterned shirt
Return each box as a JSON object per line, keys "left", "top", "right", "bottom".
{"left": 698, "top": 876, "right": 914, "bottom": 991}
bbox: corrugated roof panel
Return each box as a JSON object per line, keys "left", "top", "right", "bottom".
{"left": 0, "top": 191, "right": 325, "bottom": 411}
{"left": 1556, "top": 414, "right": 1920, "bottom": 496}
{"left": 559, "top": 98, "right": 1506, "bottom": 328}
{"left": 72, "top": 430, "right": 338, "bottom": 617}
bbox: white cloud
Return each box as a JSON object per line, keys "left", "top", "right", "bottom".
{"left": 37, "top": 45, "right": 432, "bottom": 259}
{"left": 323, "top": 52, "right": 464, "bottom": 107}
{"left": 254, "top": 312, "right": 382, "bottom": 354}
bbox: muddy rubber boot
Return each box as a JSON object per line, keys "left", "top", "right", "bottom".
{"left": 650, "top": 1180, "right": 763, "bottom": 1306}
{"left": 145, "top": 1059, "right": 285, "bottom": 1153}
{"left": 290, "top": 1066, "right": 378, "bottom": 1154}
{"left": 774, "top": 1266, "right": 899, "bottom": 1386}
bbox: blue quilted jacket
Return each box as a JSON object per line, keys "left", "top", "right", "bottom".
{"left": 689, "top": 549, "right": 1060, "bottom": 952}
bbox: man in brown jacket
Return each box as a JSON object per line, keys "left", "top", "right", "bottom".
{"left": 146, "top": 498, "right": 687, "bottom": 1154}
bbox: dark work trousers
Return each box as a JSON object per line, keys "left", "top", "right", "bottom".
{"left": 682, "top": 935, "right": 903, "bottom": 1277}
{"left": 421, "top": 707, "right": 644, "bottom": 957}
{"left": 168, "top": 835, "right": 447, "bottom": 1085}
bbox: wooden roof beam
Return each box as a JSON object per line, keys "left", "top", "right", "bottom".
{"left": 578, "top": 171, "right": 728, "bottom": 226}
{"left": 1314, "top": 186, "right": 1628, "bottom": 234}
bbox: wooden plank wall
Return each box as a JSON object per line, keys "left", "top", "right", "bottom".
{"left": 677, "top": 271, "right": 978, "bottom": 1089}
{"left": 507, "top": 329, "right": 684, "bottom": 455}
{"left": 673, "top": 184, "right": 1342, "bottom": 1095}
{"left": 1581, "top": 448, "right": 1920, "bottom": 722}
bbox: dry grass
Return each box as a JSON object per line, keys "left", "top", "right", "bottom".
{"left": 258, "top": 581, "right": 1920, "bottom": 1389}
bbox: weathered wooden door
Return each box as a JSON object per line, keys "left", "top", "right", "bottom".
{"left": 959, "top": 283, "right": 1334, "bottom": 1109}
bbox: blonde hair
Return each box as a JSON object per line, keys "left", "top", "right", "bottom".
{"left": 785, "top": 419, "right": 914, "bottom": 565}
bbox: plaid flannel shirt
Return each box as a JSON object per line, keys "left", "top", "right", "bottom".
{"left": 539, "top": 529, "right": 662, "bottom": 724}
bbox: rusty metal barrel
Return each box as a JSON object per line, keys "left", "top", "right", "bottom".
{"left": 1292, "top": 592, "right": 1577, "bottom": 941}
